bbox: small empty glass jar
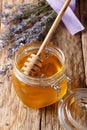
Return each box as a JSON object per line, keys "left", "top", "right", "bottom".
{"left": 58, "top": 88, "right": 87, "bottom": 130}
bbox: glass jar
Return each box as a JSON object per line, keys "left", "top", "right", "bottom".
{"left": 58, "top": 88, "right": 87, "bottom": 130}
{"left": 12, "top": 42, "right": 68, "bottom": 108}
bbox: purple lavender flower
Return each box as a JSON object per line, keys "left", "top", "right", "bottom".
{"left": 0, "top": 2, "right": 56, "bottom": 75}
{"left": 0, "top": 64, "right": 13, "bottom": 75}
{"left": 4, "top": 5, "right": 14, "bottom": 9}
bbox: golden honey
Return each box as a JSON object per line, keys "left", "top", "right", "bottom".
{"left": 13, "top": 42, "right": 67, "bottom": 108}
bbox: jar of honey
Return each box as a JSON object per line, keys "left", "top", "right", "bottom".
{"left": 12, "top": 42, "right": 69, "bottom": 108}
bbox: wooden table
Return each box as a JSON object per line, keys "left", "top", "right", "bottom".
{"left": 0, "top": 0, "right": 87, "bottom": 130}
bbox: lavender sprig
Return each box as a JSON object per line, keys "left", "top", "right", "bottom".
{"left": 0, "top": 10, "right": 56, "bottom": 51}
{"left": 0, "top": 1, "right": 56, "bottom": 75}
{"left": 7, "top": 15, "right": 55, "bottom": 58}
{"left": 0, "top": 64, "right": 13, "bottom": 75}
{"left": 1, "top": 1, "right": 49, "bottom": 25}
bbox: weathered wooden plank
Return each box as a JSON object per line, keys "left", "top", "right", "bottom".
{"left": 80, "top": 0, "right": 87, "bottom": 85}
{"left": 52, "top": 0, "right": 85, "bottom": 89}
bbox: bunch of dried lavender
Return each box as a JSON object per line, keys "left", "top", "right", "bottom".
{"left": 0, "top": 1, "right": 56, "bottom": 74}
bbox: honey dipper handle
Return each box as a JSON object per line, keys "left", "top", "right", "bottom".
{"left": 37, "top": 0, "right": 71, "bottom": 56}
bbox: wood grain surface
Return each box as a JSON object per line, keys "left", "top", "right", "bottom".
{"left": 0, "top": 0, "right": 87, "bottom": 130}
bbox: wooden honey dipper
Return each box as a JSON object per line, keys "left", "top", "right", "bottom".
{"left": 22, "top": 0, "right": 71, "bottom": 75}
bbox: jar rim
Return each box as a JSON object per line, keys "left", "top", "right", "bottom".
{"left": 58, "top": 88, "right": 87, "bottom": 130}
{"left": 14, "top": 42, "right": 66, "bottom": 86}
